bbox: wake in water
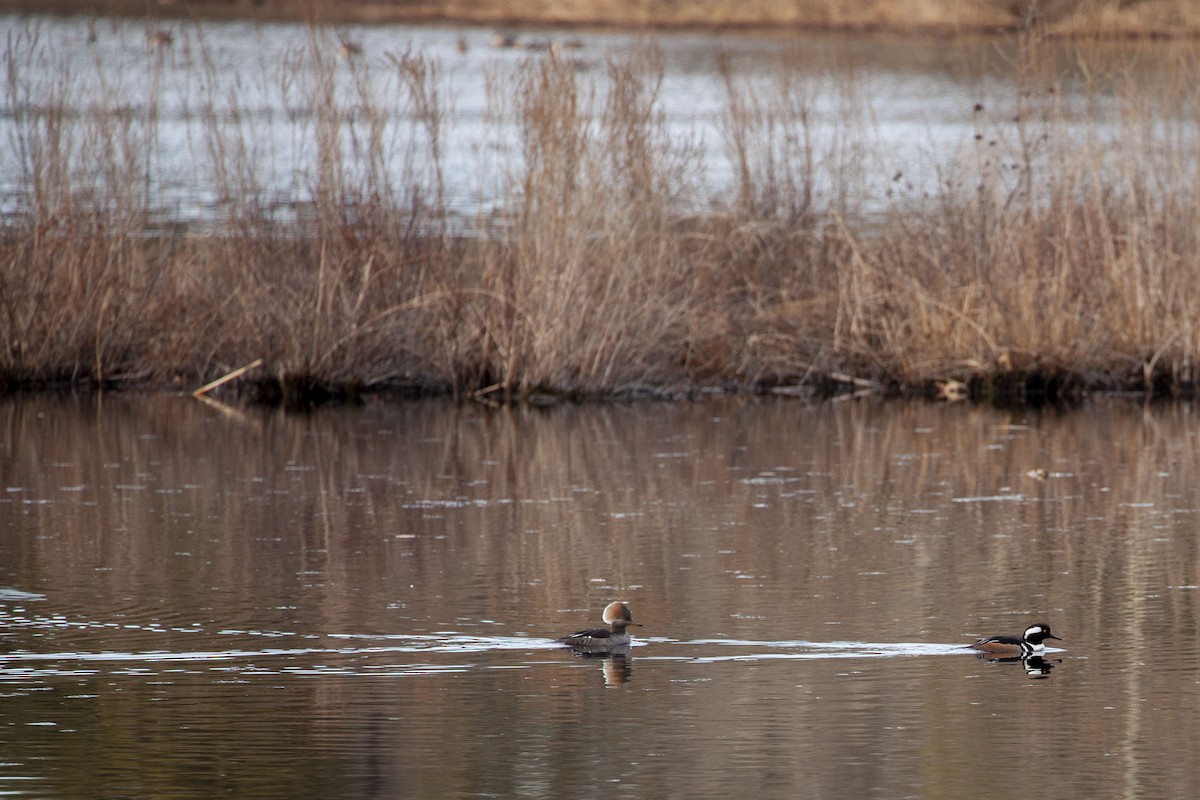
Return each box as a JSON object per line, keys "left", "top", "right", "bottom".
{"left": 2, "top": 598, "right": 1062, "bottom": 680}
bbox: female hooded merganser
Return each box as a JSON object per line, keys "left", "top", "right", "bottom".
{"left": 969, "top": 622, "right": 1061, "bottom": 655}
{"left": 559, "top": 601, "right": 642, "bottom": 653}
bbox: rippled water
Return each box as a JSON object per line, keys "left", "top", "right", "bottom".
{"left": 2, "top": 394, "right": 1199, "bottom": 797}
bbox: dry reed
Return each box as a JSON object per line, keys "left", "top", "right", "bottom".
{"left": 3, "top": 24, "right": 1200, "bottom": 404}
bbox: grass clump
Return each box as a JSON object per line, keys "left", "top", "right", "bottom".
{"left": 3, "top": 25, "right": 1200, "bottom": 404}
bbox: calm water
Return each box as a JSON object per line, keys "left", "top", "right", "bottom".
{"left": 2, "top": 14, "right": 1181, "bottom": 226}
{"left": 2, "top": 393, "right": 1199, "bottom": 798}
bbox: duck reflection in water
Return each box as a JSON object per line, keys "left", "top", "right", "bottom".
{"left": 566, "top": 650, "right": 633, "bottom": 685}
{"left": 977, "top": 653, "right": 1059, "bottom": 679}
{"left": 601, "top": 652, "right": 632, "bottom": 684}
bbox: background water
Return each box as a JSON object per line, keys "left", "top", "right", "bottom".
{"left": 1, "top": 14, "right": 1172, "bottom": 227}
{"left": 2, "top": 393, "right": 1198, "bottom": 798}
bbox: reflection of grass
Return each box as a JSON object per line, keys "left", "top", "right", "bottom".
{"left": 3, "top": 28, "right": 1199, "bottom": 403}
{"left": 17, "top": 1, "right": 1200, "bottom": 37}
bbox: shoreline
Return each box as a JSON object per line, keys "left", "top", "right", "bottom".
{"left": 0, "top": 219, "right": 1190, "bottom": 409}
{"left": 6, "top": 0, "right": 1200, "bottom": 40}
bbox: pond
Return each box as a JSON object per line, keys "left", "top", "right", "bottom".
{"left": 2, "top": 393, "right": 1198, "bottom": 798}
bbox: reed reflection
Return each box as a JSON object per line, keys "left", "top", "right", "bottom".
{"left": 4, "top": 394, "right": 1200, "bottom": 799}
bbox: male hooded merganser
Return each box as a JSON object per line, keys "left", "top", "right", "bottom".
{"left": 969, "top": 622, "right": 1061, "bottom": 655}
{"left": 559, "top": 601, "right": 642, "bottom": 653}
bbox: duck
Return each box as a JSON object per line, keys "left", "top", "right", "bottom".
{"left": 559, "top": 601, "right": 641, "bottom": 653}
{"left": 968, "top": 622, "right": 1061, "bottom": 655}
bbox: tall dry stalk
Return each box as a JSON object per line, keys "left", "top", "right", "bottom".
{"left": 4, "top": 23, "right": 1200, "bottom": 400}
{"left": 723, "top": 35, "right": 1200, "bottom": 397}
{"left": 1, "top": 26, "right": 168, "bottom": 385}
{"left": 183, "top": 29, "right": 458, "bottom": 397}
{"left": 463, "top": 47, "right": 708, "bottom": 399}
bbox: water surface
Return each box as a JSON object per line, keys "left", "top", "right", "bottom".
{"left": 2, "top": 394, "right": 1198, "bottom": 798}
{"left": 2, "top": 15, "right": 1184, "bottom": 226}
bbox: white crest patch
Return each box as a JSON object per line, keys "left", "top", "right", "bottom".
{"left": 1024, "top": 625, "right": 1043, "bottom": 639}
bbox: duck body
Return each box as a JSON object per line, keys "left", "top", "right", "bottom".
{"left": 560, "top": 601, "right": 641, "bottom": 653}
{"left": 969, "top": 622, "right": 1061, "bottom": 655}
{"left": 559, "top": 627, "right": 632, "bottom": 652}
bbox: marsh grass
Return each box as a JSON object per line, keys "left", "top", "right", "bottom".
{"left": 3, "top": 25, "right": 1200, "bottom": 403}
{"left": 724, "top": 37, "right": 1200, "bottom": 401}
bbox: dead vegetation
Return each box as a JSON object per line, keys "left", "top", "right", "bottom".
{"left": 3, "top": 26, "right": 1199, "bottom": 404}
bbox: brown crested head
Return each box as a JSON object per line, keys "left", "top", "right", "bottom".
{"left": 602, "top": 601, "right": 641, "bottom": 628}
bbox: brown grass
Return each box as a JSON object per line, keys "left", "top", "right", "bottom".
{"left": 3, "top": 26, "right": 1200, "bottom": 403}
